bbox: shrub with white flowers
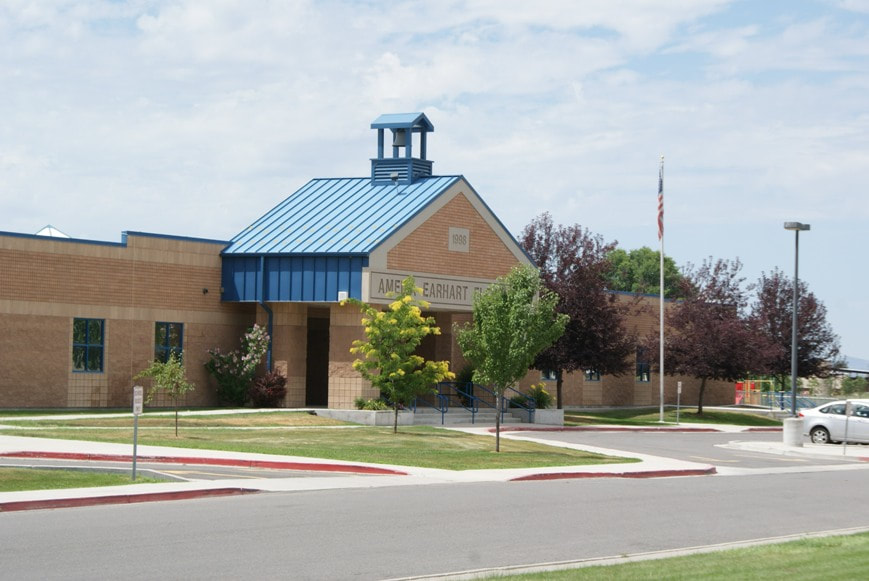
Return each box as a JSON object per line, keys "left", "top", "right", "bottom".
{"left": 205, "top": 324, "right": 270, "bottom": 406}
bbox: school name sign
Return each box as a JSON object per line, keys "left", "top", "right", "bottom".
{"left": 368, "top": 271, "right": 494, "bottom": 310}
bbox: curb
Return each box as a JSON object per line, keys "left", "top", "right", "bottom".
{"left": 0, "top": 451, "right": 408, "bottom": 476}
{"left": 0, "top": 487, "right": 258, "bottom": 513}
{"left": 510, "top": 466, "right": 717, "bottom": 481}
{"left": 498, "top": 426, "right": 721, "bottom": 433}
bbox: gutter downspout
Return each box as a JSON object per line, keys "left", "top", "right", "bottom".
{"left": 259, "top": 256, "right": 273, "bottom": 371}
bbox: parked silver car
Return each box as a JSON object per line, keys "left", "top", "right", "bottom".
{"left": 799, "top": 399, "right": 869, "bottom": 444}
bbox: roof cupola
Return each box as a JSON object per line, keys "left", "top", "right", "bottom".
{"left": 370, "top": 112, "right": 434, "bottom": 185}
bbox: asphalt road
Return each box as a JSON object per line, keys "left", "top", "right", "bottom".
{"left": 517, "top": 430, "right": 861, "bottom": 470}
{"left": 2, "top": 466, "right": 867, "bottom": 580}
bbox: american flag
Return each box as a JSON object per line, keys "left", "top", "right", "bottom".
{"left": 657, "top": 161, "right": 664, "bottom": 240}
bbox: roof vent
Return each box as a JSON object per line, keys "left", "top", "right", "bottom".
{"left": 370, "top": 113, "right": 434, "bottom": 185}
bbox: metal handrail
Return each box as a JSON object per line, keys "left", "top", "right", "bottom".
{"left": 503, "top": 385, "right": 535, "bottom": 423}
{"left": 411, "top": 390, "right": 449, "bottom": 424}
{"left": 415, "top": 382, "right": 537, "bottom": 425}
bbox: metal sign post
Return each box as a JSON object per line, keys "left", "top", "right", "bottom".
{"left": 132, "top": 385, "right": 143, "bottom": 481}
{"left": 843, "top": 400, "right": 852, "bottom": 457}
{"left": 676, "top": 381, "right": 682, "bottom": 425}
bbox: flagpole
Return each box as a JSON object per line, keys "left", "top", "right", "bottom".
{"left": 658, "top": 156, "right": 665, "bottom": 423}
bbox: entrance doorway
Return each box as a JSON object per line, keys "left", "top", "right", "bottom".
{"left": 305, "top": 310, "right": 330, "bottom": 406}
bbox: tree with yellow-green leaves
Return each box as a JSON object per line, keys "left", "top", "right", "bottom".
{"left": 342, "top": 276, "right": 455, "bottom": 433}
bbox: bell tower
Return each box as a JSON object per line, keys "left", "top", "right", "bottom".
{"left": 370, "top": 113, "right": 435, "bottom": 185}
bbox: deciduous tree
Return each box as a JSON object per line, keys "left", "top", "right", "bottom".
{"left": 455, "top": 264, "right": 567, "bottom": 450}
{"left": 648, "top": 258, "right": 775, "bottom": 414}
{"left": 344, "top": 276, "right": 454, "bottom": 433}
{"left": 749, "top": 268, "right": 841, "bottom": 390}
{"left": 135, "top": 352, "right": 195, "bottom": 436}
{"left": 520, "top": 213, "right": 636, "bottom": 408}
{"left": 606, "top": 246, "right": 684, "bottom": 298}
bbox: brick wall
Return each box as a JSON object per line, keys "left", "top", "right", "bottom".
{"left": 0, "top": 233, "right": 254, "bottom": 408}
{"left": 386, "top": 192, "right": 521, "bottom": 280}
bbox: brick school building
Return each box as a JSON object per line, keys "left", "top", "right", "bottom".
{"left": 0, "top": 113, "right": 732, "bottom": 409}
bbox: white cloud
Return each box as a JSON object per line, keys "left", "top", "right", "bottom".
{"left": 1, "top": 0, "right": 868, "bottom": 356}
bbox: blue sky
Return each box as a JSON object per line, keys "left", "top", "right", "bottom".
{"left": 2, "top": 0, "right": 868, "bottom": 361}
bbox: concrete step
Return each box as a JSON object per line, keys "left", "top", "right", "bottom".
{"left": 412, "top": 409, "right": 527, "bottom": 426}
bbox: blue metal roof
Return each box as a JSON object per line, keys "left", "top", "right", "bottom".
{"left": 370, "top": 112, "right": 434, "bottom": 131}
{"left": 223, "top": 175, "right": 460, "bottom": 255}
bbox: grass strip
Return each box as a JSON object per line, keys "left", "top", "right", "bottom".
{"left": 490, "top": 531, "right": 869, "bottom": 580}
{"left": 0, "top": 467, "right": 161, "bottom": 492}
{"left": 1, "top": 411, "right": 347, "bottom": 428}
{"left": 0, "top": 425, "right": 635, "bottom": 471}
{"left": 565, "top": 408, "right": 781, "bottom": 427}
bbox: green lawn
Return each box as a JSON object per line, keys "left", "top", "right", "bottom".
{"left": 565, "top": 408, "right": 781, "bottom": 427}
{"left": 0, "top": 411, "right": 347, "bottom": 428}
{"left": 0, "top": 408, "right": 135, "bottom": 417}
{"left": 489, "top": 532, "right": 869, "bottom": 580}
{"left": 0, "top": 467, "right": 161, "bottom": 492}
{"left": 0, "top": 413, "right": 636, "bottom": 471}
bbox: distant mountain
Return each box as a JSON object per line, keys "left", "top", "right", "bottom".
{"left": 845, "top": 356, "right": 869, "bottom": 371}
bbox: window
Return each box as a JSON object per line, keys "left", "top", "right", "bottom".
{"left": 541, "top": 369, "right": 557, "bottom": 381}
{"left": 154, "top": 322, "right": 183, "bottom": 362}
{"left": 635, "top": 348, "right": 650, "bottom": 383}
{"left": 584, "top": 369, "right": 601, "bottom": 382}
{"left": 73, "top": 318, "right": 104, "bottom": 372}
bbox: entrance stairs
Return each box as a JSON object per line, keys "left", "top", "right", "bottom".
{"left": 412, "top": 408, "right": 528, "bottom": 426}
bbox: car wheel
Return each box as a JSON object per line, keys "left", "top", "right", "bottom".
{"left": 809, "top": 426, "right": 831, "bottom": 444}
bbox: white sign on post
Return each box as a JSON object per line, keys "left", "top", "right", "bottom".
{"left": 132, "top": 385, "right": 144, "bottom": 416}
{"left": 132, "top": 385, "right": 143, "bottom": 480}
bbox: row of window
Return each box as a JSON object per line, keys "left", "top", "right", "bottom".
{"left": 72, "top": 319, "right": 184, "bottom": 373}
{"left": 540, "top": 349, "right": 653, "bottom": 384}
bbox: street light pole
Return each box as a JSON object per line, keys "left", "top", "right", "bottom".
{"left": 784, "top": 222, "right": 810, "bottom": 417}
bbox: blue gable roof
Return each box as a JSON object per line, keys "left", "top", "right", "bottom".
{"left": 221, "top": 174, "right": 461, "bottom": 303}
{"left": 223, "top": 175, "right": 459, "bottom": 255}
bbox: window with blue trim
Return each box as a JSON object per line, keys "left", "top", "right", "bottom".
{"left": 154, "top": 322, "right": 183, "bottom": 363}
{"left": 584, "top": 369, "right": 601, "bottom": 382}
{"left": 73, "top": 318, "right": 104, "bottom": 372}
{"left": 636, "top": 348, "right": 650, "bottom": 383}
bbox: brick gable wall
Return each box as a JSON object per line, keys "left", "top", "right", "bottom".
{"left": 386, "top": 192, "right": 521, "bottom": 279}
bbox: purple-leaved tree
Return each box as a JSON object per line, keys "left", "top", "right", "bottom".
{"left": 647, "top": 258, "right": 776, "bottom": 414}
{"left": 749, "top": 268, "right": 840, "bottom": 390}
{"left": 520, "top": 213, "right": 637, "bottom": 408}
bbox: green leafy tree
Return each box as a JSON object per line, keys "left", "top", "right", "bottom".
{"left": 456, "top": 265, "right": 568, "bottom": 451}
{"left": 343, "top": 276, "right": 455, "bottom": 433}
{"left": 841, "top": 376, "right": 868, "bottom": 396}
{"left": 134, "top": 352, "right": 195, "bottom": 436}
{"left": 205, "top": 324, "right": 270, "bottom": 406}
{"left": 606, "top": 246, "right": 685, "bottom": 298}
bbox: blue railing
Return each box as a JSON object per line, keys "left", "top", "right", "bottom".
{"left": 415, "top": 382, "right": 536, "bottom": 425}
{"left": 410, "top": 389, "right": 449, "bottom": 424}
{"left": 503, "top": 385, "right": 535, "bottom": 423}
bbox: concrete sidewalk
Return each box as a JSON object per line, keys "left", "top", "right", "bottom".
{"left": 0, "top": 426, "right": 717, "bottom": 512}
{"left": 1, "top": 424, "right": 866, "bottom": 512}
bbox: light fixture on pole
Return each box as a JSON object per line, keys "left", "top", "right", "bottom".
{"left": 783, "top": 221, "right": 810, "bottom": 417}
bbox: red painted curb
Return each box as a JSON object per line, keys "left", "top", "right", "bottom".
{"left": 510, "top": 467, "right": 717, "bottom": 481}
{"left": 0, "top": 452, "right": 407, "bottom": 476}
{"left": 0, "top": 487, "right": 258, "bottom": 513}
{"left": 745, "top": 427, "right": 783, "bottom": 432}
